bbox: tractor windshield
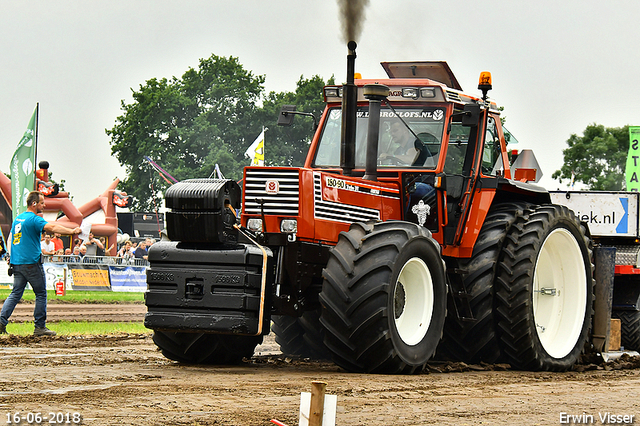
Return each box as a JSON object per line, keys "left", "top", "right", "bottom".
{"left": 314, "top": 106, "right": 446, "bottom": 168}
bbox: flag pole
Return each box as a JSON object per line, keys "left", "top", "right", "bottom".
{"left": 34, "top": 102, "right": 39, "bottom": 187}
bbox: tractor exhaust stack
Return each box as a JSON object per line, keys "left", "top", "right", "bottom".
{"left": 340, "top": 41, "right": 358, "bottom": 176}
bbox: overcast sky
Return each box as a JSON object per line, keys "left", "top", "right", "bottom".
{"left": 1, "top": 0, "right": 639, "bottom": 206}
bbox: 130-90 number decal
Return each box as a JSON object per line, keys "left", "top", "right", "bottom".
{"left": 325, "top": 177, "right": 347, "bottom": 189}
{"left": 325, "top": 177, "right": 380, "bottom": 195}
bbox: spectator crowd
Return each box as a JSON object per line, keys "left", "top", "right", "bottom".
{"left": 1, "top": 230, "right": 155, "bottom": 266}
{"left": 39, "top": 232, "right": 154, "bottom": 265}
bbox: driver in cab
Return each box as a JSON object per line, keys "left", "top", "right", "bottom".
{"left": 379, "top": 122, "right": 419, "bottom": 165}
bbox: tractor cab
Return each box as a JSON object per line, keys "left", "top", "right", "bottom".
{"left": 303, "top": 64, "right": 520, "bottom": 257}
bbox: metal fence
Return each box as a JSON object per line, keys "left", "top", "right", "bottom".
{"left": 43, "top": 255, "right": 149, "bottom": 267}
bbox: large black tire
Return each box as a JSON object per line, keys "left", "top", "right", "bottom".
{"left": 437, "top": 202, "right": 529, "bottom": 363}
{"left": 319, "top": 221, "right": 447, "bottom": 374}
{"left": 152, "top": 331, "right": 262, "bottom": 364}
{"left": 612, "top": 310, "right": 640, "bottom": 351}
{"left": 272, "top": 311, "right": 331, "bottom": 359}
{"left": 495, "top": 204, "right": 594, "bottom": 371}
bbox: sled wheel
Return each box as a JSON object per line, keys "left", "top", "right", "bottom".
{"left": 152, "top": 330, "right": 262, "bottom": 364}
{"left": 272, "top": 310, "right": 331, "bottom": 359}
{"left": 437, "top": 202, "right": 529, "bottom": 363}
{"left": 496, "top": 204, "right": 594, "bottom": 371}
{"left": 319, "top": 221, "right": 446, "bottom": 374}
{"left": 612, "top": 310, "right": 640, "bottom": 351}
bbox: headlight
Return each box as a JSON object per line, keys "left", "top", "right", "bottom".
{"left": 420, "top": 88, "right": 436, "bottom": 98}
{"left": 324, "top": 87, "right": 342, "bottom": 98}
{"left": 280, "top": 219, "right": 297, "bottom": 233}
{"left": 402, "top": 87, "right": 419, "bottom": 99}
{"left": 247, "top": 218, "right": 263, "bottom": 232}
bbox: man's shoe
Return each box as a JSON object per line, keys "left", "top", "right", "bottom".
{"left": 34, "top": 326, "right": 56, "bottom": 336}
{"left": 0, "top": 323, "right": 6, "bottom": 334}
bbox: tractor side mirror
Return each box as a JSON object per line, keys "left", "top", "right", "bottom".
{"left": 277, "top": 105, "right": 297, "bottom": 127}
{"left": 462, "top": 104, "right": 481, "bottom": 127}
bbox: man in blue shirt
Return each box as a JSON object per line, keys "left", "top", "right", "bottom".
{"left": 133, "top": 240, "right": 148, "bottom": 260}
{"left": 0, "top": 191, "right": 81, "bottom": 336}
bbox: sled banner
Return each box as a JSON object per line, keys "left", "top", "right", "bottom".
{"left": 108, "top": 265, "right": 147, "bottom": 292}
{"left": 44, "top": 263, "right": 67, "bottom": 291}
{"left": 37, "top": 262, "right": 147, "bottom": 292}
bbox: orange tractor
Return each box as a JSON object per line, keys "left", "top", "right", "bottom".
{"left": 145, "top": 42, "right": 594, "bottom": 373}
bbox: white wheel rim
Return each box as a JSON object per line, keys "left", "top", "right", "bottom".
{"left": 394, "top": 257, "right": 434, "bottom": 346}
{"left": 533, "top": 228, "right": 587, "bottom": 359}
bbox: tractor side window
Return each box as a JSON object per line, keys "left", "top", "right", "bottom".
{"left": 444, "top": 122, "right": 470, "bottom": 175}
{"left": 376, "top": 107, "right": 445, "bottom": 168}
{"left": 482, "top": 117, "right": 500, "bottom": 175}
{"left": 314, "top": 108, "right": 370, "bottom": 167}
{"left": 314, "top": 109, "right": 343, "bottom": 166}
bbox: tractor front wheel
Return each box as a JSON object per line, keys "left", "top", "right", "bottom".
{"left": 319, "top": 221, "right": 446, "bottom": 374}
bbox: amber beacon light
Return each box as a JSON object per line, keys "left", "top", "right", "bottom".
{"left": 478, "top": 71, "right": 492, "bottom": 101}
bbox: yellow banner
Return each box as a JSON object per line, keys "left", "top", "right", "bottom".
{"left": 70, "top": 267, "right": 110, "bottom": 289}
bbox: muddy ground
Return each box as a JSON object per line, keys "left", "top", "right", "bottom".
{"left": 1, "top": 305, "right": 640, "bottom": 425}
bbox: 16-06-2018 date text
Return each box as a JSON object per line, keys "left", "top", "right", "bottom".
{"left": 5, "top": 412, "right": 82, "bottom": 424}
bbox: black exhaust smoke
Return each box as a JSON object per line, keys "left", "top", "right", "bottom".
{"left": 337, "top": 0, "right": 369, "bottom": 43}
{"left": 337, "top": 0, "right": 368, "bottom": 176}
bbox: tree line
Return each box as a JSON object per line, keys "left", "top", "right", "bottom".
{"left": 552, "top": 124, "right": 629, "bottom": 191}
{"left": 106, "top": 54, "right": 333, "bottom": 211}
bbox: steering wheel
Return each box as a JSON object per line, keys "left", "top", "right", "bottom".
{"left": 412, "top": 133, "right": 439, "bottom": 166}
{"left": 378, "top": 154, "right": 409, "bottom": 166}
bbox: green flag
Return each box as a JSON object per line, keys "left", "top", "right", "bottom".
{"left": 10, "top": 106, "right": 38, "bottom": 219}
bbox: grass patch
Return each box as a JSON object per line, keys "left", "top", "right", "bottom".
{"left": 0, "top": 290, "right": 144, "bottom": 304}
{"left": 3, "top": 321, "right": 151, "bottom": 336}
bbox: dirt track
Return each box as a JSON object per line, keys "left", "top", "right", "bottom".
{"left": 1, "top": 305, "right": 640, "bottom": 425}
{"left": 10, "top": 302, "right": 147, "bottom": 323}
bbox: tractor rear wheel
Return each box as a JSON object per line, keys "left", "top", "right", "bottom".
{"left": 612, "top": 310, "right": 640, "bottom": 351}
{"left": 152, "top": 330, "right": 262, "bottom": 364}
{"left": 437, "top": 202, "right": 529, "bottom": 363}
{"left": 495, "top": 204, "right": 593, "bottom": 371}
{"left": 272, "top": 310, "right": 331, "bottom": 359}
{"left": 319, "top": 221, "right": 446, "bottom": 374}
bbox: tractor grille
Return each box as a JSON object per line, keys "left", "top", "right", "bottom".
{"left": 445, "top": 90, "right": 462, "bottom": 102}
{"left": 244, "top": 169, "right": 300, "bottom": 215}
{"left": 313, "top": 173, "right": 380, "bottom": 223}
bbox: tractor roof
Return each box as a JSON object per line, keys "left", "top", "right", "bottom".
{"left": 380, "top": 61, "right": 463, "bottom": 91}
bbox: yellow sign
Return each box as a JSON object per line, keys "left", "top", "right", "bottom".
{"left": 70, "top": 268, "right": 110, "bottom": 288}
